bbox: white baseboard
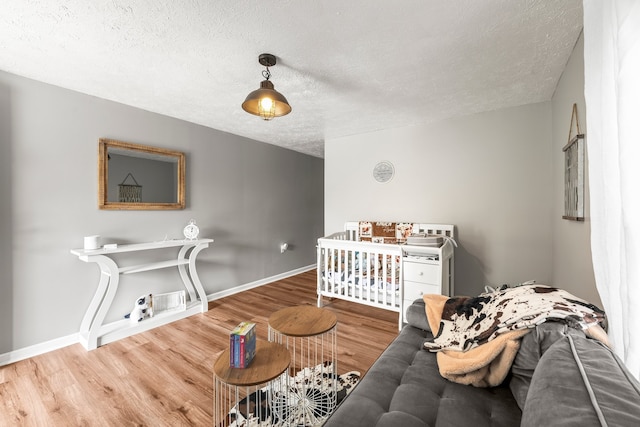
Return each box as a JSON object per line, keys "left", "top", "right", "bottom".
{"left": 0, "top": 333, "right": 79, "bottom": 366}
{"left": 0, "top": 264, "right": 316, "bottom": 366}
{"left": 207, "top": 264, "right": 316, "bottom": 301}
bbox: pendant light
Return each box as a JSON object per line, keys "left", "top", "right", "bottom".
{"left": 242, "top": 53, "right": 292, "bottom": 120}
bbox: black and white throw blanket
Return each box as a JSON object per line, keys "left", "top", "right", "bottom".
{"left": 424, "top": 284, "right": 607, "bottom": 353}
{"left": 226, "top": 362, "right": 359, "bottom": 427}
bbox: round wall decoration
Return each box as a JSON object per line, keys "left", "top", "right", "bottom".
{"left": 372, "top": 161, "right": 395, "bottom": 183}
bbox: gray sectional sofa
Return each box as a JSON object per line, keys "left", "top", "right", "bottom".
{"left": 324, "top": 299, "right": 640, "bottom": 427}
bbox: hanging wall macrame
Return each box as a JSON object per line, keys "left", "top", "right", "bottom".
{"left": 562, "top": 104, "right": 585, "bottom": 221}
{"left": 118, "top": 172, "right": 142, "bottom": 203}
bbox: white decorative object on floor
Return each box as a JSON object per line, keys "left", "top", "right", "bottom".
{"left": 70, "top": 238, "right": 212, "bottom": 350}
{"left": 124, "top": 293, "right": 153, "bottom": 323}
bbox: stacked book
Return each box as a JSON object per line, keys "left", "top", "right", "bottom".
{"left": 229, "top": 322, "right": 256, "bottom": 368}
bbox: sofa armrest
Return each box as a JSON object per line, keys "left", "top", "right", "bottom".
{"left": 521, "top": 332, "right": 640, "bottom": 426}
{"left": 405, "top": 299, "right": 431, "bottom": 332}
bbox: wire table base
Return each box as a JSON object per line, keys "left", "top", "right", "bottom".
{"left": 268, "top": 306, "right": 338, "bottom": 426}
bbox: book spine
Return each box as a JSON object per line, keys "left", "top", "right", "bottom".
{"left": 246, "top": 327, "right": 255, "bottom": 367}
{"left": 229, "top": 333, "right": 235, "bottom": 367}
{"left": 234, "top": 335, "right": 240, "bottom": 368}
{"left": 239, "top": 334, "right": 246, "bottom": 368}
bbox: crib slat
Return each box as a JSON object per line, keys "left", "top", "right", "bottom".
{"left": 317, "top": 223, "right": 453, "bottom": 329}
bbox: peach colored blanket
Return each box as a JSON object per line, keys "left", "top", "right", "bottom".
{"left": 423, "top": 294, "right": 529, "bottom": 387}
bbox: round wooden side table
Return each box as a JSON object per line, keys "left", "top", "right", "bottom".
{"left": 213, "top": 340, "right": 290, "bottom": 427}
{"left": 268, "top": 305, "right": 338, "bottom": 425}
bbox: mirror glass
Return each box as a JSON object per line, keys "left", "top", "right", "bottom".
{"left": 98, "top": 139, "right": 185, "bottom": 210}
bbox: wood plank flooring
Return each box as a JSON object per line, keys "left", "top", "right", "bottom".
{"left": 0, "top": 270, "right": 398, "bottom": 426}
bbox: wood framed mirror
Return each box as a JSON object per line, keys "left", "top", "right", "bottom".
{"left": 98, "top": 138, "right": 185, "bottom": 210}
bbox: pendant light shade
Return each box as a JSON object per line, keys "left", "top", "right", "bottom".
{"left": 242, "top": 54, "right": 292, "bottom": 120}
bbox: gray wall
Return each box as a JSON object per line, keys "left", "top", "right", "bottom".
{"left": 0, "top": 80, "right": 12, "bottom": 354}
{"left": 324, "top": 35, "right": 596, "bottom": 303}
{"left": 0, "top": 70, "right": 324, "bottom": 354}
{"left": 550, "top": 33, "right": 599, "bottom": 306}
{"left": 325, "top": 102, "right": 554, "bottom": 297}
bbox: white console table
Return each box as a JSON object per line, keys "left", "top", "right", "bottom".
{"left": 70, "top": 238, "right": 213, "bottom": 350}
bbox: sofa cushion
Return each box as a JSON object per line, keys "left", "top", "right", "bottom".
{"left": 521, "top": 332, "right": 640, "bottom": 426}
{"left": 324, "top": 323, "right": 522, "bottom": 427}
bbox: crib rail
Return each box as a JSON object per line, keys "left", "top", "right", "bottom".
{"left": 318, "top": 222, "right": 455, "bottom": 330}
{"left": 317, "top": 237, "right": 404, "bottom": 325}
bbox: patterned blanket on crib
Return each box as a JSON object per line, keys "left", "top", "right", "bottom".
{"left": 323, "top": 270, "right": 400, "bottom": 291}
{"left": 423, "top": 284, "right": 607, "bottom": 352}
{"left": 358, "top": 221, "right": 415, "bottom": 244}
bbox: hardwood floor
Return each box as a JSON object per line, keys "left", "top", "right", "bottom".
{"left": 0, "top": 270, "right": 399, "bottom": 426}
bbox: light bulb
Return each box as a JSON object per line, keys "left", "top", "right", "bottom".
{"left": 260, "top": 97, "right": 273, "bottom": 110}
{"left": 258, "top": 96, "right": 276, "bottom": 120}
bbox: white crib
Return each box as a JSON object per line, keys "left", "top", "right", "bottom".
{"left": 317, "top": 222, "right": 455, "bottom": 330}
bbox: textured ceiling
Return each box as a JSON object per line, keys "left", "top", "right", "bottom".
{"left": 0, "top": 1, "right": 583, "bottom": 158}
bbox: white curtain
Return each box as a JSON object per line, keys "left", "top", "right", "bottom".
{"left": 583, "top": 0, "right": 640, "bottom": 380}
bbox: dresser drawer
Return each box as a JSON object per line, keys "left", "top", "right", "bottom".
{"left": 404, "top": 281, "right": 441, "bottom": 301}
{"left": 404, "top": 261, "right": 439, "bottom": 284}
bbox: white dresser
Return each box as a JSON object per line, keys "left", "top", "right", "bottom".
{"left": 402, "top": 250, "right": 453, "bottom": 323}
